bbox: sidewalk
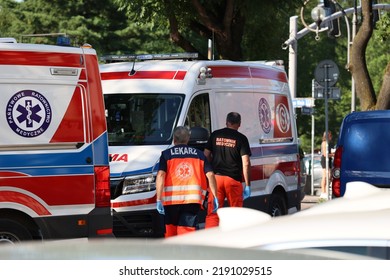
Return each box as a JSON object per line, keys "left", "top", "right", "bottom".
{"left": 302, "top": 194, "right": 321, "bottom": 204}
{"left": 301, "top": 194, "right": 322, "bottom": 211}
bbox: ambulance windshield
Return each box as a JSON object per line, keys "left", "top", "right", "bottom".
{"left": 104, "top": 94, "right": 183, "bottom": 145}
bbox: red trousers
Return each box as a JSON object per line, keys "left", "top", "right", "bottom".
{"left": 205, "top": 175, "right": 243, "bottom": 228}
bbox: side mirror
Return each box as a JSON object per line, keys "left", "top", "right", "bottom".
{"left": 189, "top": 127, "right": 209, "bottom": 150}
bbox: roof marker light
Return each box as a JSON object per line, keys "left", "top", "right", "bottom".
{"left": 197, "top": 67, "right": 212, "bottom": 85}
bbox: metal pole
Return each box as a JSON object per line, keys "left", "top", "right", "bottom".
{"left": 324, "top": 64, "right": 330, "bottom": 200}
{"left": 288, "top": 16, "right": 298, "bottom": 100}
{"left": 351, "top": 0, "right": 357, "bottom": 112}
{"left": 208, "top": 39, "right": 212, "bottom": 60}
{"left": 311, "top": 80, "right": 315, "bottom": 195}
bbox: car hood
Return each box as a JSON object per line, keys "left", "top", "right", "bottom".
{"left": 164, "top": 182, "right": 390, "bottom": 254}
{"left": 0, "top": 239, "right": 341, "bottom": 260}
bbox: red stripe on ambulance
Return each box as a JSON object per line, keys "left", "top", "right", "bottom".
{"left": 0, "top": 51, "right": 83, "bottom": 67}
{"left": 208, "top": 65, "right": 288, "bottom": 83}
{"left": 0, "top": 191, "right": 51, "bottom": 215}
{"left": 1, "top": 175, "right": 95, "bottom": 205}
{"left": 101, "top": 70, "right": 187, "bottom": 81}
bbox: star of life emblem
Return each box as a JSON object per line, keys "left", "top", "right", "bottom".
{"left": 6, "top": 90, "right": 52, "bottom": 138}
{"left": 258, "top": 98, "right": 272, "bottom": 134}
{"left": 175, "top": 162, "right": 194, "bottom": 181}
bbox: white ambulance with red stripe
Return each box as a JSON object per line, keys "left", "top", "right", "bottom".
{"left": 100, "top": 53, "right": 302, "bottom": 237}
{"left": 0, "top": 39, "right": 113, "bottom": 243}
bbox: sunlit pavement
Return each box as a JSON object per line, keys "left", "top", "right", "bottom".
{"left": 301, "top": 194, "right": 324, "bottom": 210}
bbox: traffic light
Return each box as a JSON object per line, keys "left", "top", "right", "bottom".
{"left": 324, "top": 0, "right": 341, "bottom": 38}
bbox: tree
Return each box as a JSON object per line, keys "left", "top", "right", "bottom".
{"left": 114, "top": 0, "right": 301, "bottom": 60}
{"left": 296, "top": 0, "right": 390, "bottom": 153}
{"left": 349, "top": 0, "right": 390, "bottom": 110}
{"left": 0, "top": 0, "right": 181, "bottom": 55}
{"left": 1, "top": 0, "right": 388, "bottom": 153}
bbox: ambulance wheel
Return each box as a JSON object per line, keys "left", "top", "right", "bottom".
{"left": 268, "top": 193, "right": 287, "bottom": 217}
{"left": 0, "top": 219, "right": 33, "bottom": 244}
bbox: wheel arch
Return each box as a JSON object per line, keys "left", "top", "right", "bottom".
{"left": 268, "top": 185, "right": 288, "bottom": 216}
{"left": 0, "top": 209, "right": 42, "bottom": 240}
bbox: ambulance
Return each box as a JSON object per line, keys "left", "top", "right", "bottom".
{"left": 0, "top": 39, "right": 113, "bottom": 243}
{"left": 100, "top": 53, "right": 301, "bottom": 237}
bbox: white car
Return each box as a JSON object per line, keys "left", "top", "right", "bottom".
{"left": 302, "top": 153, "right": 322, "bottom": 192}
{"left": 164, "top": 182, "right": 390, "bottom": 259}
{"left": 1, "top": 182, "right": 386, "bottom": 261}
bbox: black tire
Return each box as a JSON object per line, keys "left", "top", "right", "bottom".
{"left": 268, "top": 193, "right": 287, "bottom": 217}
{"left": 0, "top": 219, "right": 33, "bottom": 244}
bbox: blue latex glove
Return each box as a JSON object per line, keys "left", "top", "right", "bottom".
{"left": 156, "top": 200, "right": 165, "bottom": 215}
{"left": 243, "top": 186, "right": 251, "bottom": 200}
{"left": 212, "top": 197, "right": 219, "bottom": 213}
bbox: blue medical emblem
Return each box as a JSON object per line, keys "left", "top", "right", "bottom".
{"left": 6, "top": 90, "right": 52, "bottom": 138}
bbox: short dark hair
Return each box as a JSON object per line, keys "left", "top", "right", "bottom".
{"left": 226, "top": 112, "right": 241, "bottom": 125}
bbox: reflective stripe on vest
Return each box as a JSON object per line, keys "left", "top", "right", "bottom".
{"left": 163, "top": 184, "right": 207, "bottom": 205}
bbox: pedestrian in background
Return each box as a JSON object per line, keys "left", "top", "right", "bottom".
{"left": 204, "top": 112, "right": 251, "bottom": 228}
{"left": 156, "top": 126, "right": 218, "bottom": 237}
{"left": 320, "top": 131, "right": 334, "bottom": 199}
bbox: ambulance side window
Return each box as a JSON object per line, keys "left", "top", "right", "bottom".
{"left": 185, "top": 93, "right": 211, "bottom": 133}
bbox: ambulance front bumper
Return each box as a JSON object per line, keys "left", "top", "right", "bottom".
{"left": 112, "top": 208, "right": 165, "bottom": 238}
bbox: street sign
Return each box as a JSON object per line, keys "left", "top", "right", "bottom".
{"left": 314, "top": 59, "right": 339, "bottom": 87}
{"left": 292, "top": 97, "right": 315, "bottom": 108}
{"left": 301, "top": 106, "right": 314, "bottom": 115}
{"left": 314, "top": 86, "right": 341, "bottom": 100}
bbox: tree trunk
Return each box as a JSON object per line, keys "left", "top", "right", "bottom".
{"left": 191, "top": 0, "right": 244, "bottom": 59}
{"left": 349, "top": 0, "right": 376, "bottom": 110}
{"left": 164, "top": 0, "right": 205, "bottom": 58}
{"left": 376, "top": 62, "right": 390, "bottom": 110}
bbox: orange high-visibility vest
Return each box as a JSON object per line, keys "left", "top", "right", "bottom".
{"left": 163, "top": 157, "right": 208, "bottom": 206}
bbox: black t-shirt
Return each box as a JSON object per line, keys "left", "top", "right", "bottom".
{"left": 205, "top": 127, "right": 251, "bottom": 181}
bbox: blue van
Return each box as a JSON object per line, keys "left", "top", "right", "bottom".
{"left": 332, "top": 110, "right": 390, "bottom": 197}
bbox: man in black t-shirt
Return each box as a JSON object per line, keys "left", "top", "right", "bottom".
{"left": 204, "top": 112, "right": 251, "bottom": 228}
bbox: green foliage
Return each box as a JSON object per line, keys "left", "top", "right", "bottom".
{"left": 0, "top": 0, "right": 18, "bottom": 34}
{"left": 241, "top": 1, "right": 301, "bottom": 60}
{"left": 0, "top": 0, "right": 388, "bottom": 154}
{"left": 375, "top": 8, "right": 390, "bottom": 42}
{"left": 367, "top": 13, "right": 390, "bottom": 94}
{"left": 115, "top": 0, "right": 302, "bottom": 60}
{"left": 294, "top": 31, "right": 346, "bottom": 153}
{"left": 0, "top": 0, "right": 181, "bottom": 55}
{"left": 296, "top": 5, "right": 390, "bottom": 154}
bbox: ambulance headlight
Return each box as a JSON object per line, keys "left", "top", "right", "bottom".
{"left": 122, "top": 174, "right": 156, "bottom": 194}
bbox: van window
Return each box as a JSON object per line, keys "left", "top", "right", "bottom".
{"left": 104, "top": 94, "right": 184, "bottom": 145}
{"left": 343, "top": 120, "right": 390, "bottom": 171}
{"left": 185, "top": 93, "right": 211, "bottom": 133}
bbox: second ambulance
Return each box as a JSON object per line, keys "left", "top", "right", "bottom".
{"left": 100, "top": 53, "right": 302, "bottom": 237}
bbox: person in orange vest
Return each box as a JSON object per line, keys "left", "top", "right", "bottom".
{"left": 156, "top": 126, "right": 218, "bottom": 237}
{"left": 204, "top": 112, "right": 251, "bottom": 228}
